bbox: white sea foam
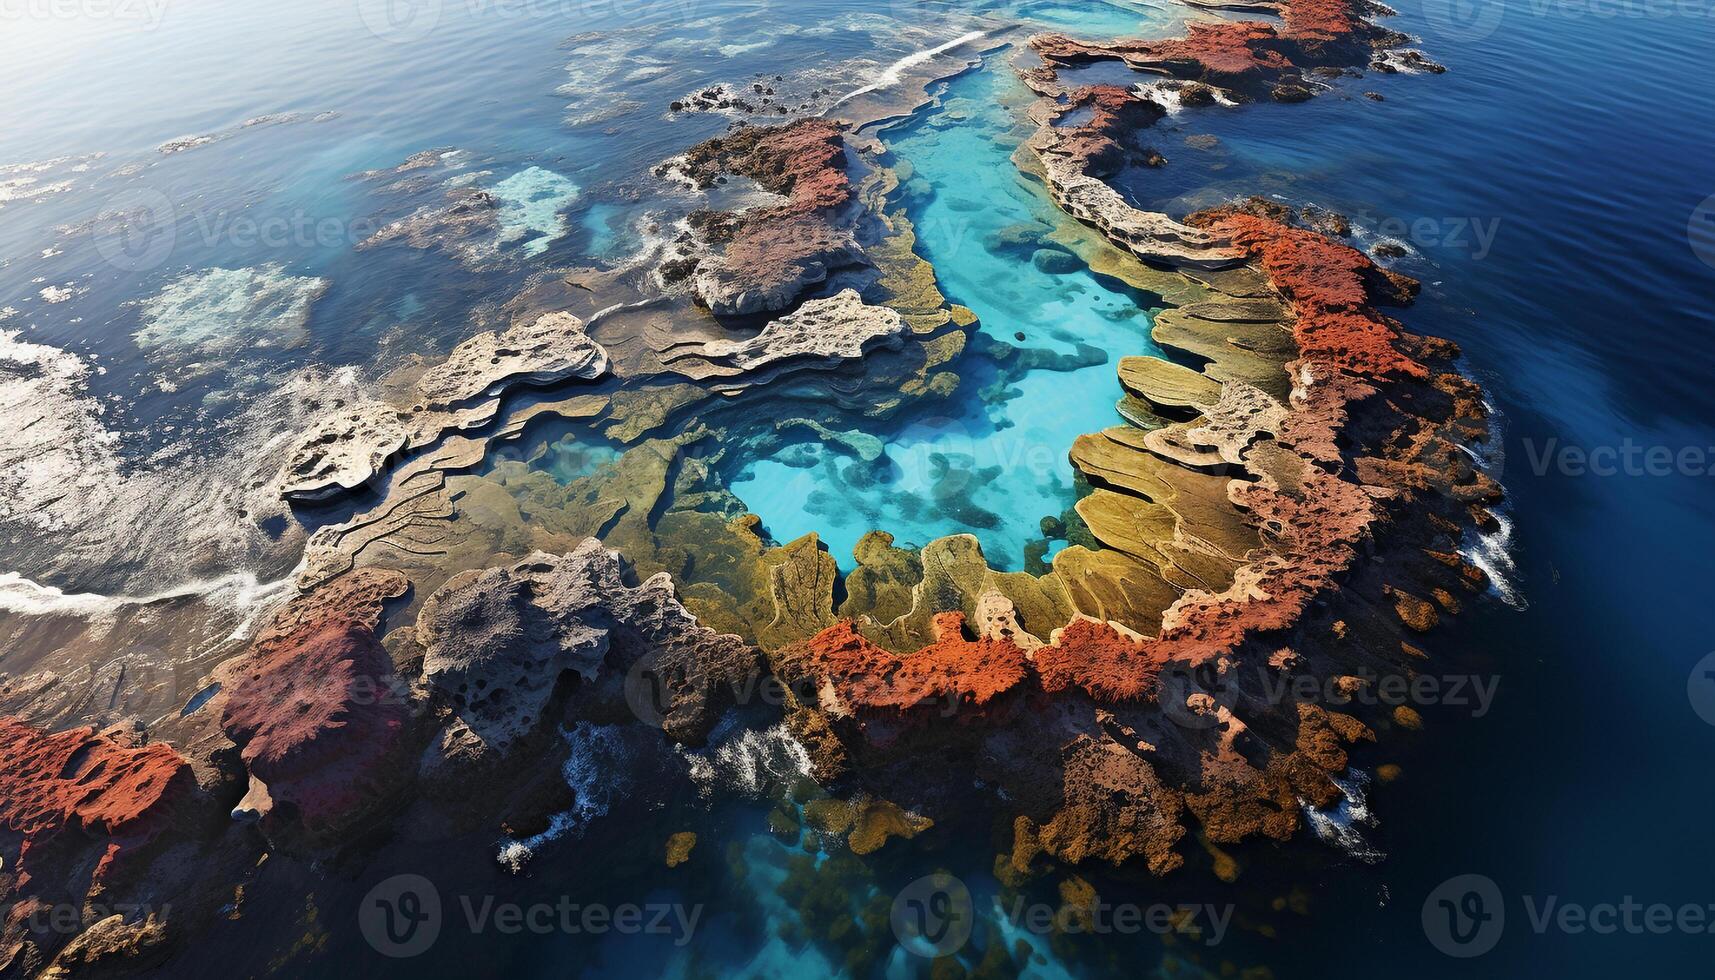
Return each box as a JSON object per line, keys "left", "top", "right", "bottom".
{"left": 833, "top": 30, "right": 989, "bottom": 105}
{"left": 495, "top": 722, "right": 633, "bottom": 873}
{"left": 1135, "top": 80, "right": 1237, "bottom": 115}
{"left": 0, "top": 346, "right": 344, "bottom": 592}
{"left": 1300, "top": 769, "right": 1385, "bottom": 864}
{"left": 134, "top": 264, "right": 329, "bottom": 361}
{"left": 683, "top": 721, "right": 813, "bottom": 800}
{"left": 0, "top": 176, "right": 74, "bottom": 206}
{"left": 719, "top": 39, "right": 773, "bottom": 58}
{"left": 1458, "top": 395, "right": 1526, "bottom": 609}
{"left": 0, "top": 571, "right": 289, "bottom": 644}
{"left": 1463, "top": 504, "right": 1525, "bottom": 610}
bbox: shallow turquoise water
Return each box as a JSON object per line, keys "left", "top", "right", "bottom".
{"left": 729, "top": 63, "right": 1165, "bottom": 570}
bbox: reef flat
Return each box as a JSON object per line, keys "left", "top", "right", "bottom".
{"left": 0, "top": 1, "right": 1507, "bottom": 975}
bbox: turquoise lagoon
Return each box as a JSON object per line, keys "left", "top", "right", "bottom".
{"left": 729, "top": 64, "right": 1169, "bottom": 571}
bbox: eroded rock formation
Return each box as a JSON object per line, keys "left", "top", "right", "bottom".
{"left": 279, "top": 310, "right": 609, "bottom": 502}
{"left": 768, "top": 0, "right": 1500, "bottom": 875}
{"left": 659, "top": 119, "right": 868, "bottom": 315}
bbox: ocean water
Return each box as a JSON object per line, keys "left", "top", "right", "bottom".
{"left": 2, "top": 0, "right": 1713, "bottom": 976}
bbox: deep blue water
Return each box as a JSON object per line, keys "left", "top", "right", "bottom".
{"left": 2, "top": 0, "right": 1713, "bottom": 976}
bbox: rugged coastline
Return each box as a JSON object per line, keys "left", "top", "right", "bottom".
{"left": 1, "top": 2, "right": 1509, "bottom": 976}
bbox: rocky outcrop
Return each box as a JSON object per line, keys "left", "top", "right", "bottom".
{"left": 1028, "top": 142, "right": 1247, "bottom": 270}
{"left": 659, "top": 288, "right": 906, "bottom": 382}
{"left": 419, "top": 539, "right": 760, "bottom": 750}
{"left": 360, "top": 187, "right": 500, "bottom": 263}
{"left": 279, "top": 311, "right": 608, "bottom": 501}
{"left": 774, "top": 20, "right": 1504, "bottom": 875}
{"left": 0, "top": 720, "right": 195, "bottom": 889}
{"left": 215, "top": 568, "right": 412, "bottom": 836}
{"left": 658, "top": 119, "right": 868, "bottom": 315}
{"left": 0, "top": 719, "right": 208, "bottom": 976}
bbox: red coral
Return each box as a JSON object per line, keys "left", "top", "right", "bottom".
{"left": 1032, "top": 23, "right": 1292, "bottom": 84}
{"left": 1282, "top": 0, "right": 1363, "bottom": 45}
{"left": 0, "top": 719, "right": 193, "bottom": 888}
{"left": 681, "top": 118, "right": 849, "bottom": 213}
{"left": 1052, "top": 85, "right": 1167, "bottom": 175}
{"left": 798, "top": 613, "right": 1029, "bottom": 712}
{"left": 1190, "top": 210, "right": 1428, "bottom": 378}
{"left": 1139, "top": 21, "right": 1293, "bottom": 79}
{"left": 1034, "top": 618, "right": 1169, "bottom": 700}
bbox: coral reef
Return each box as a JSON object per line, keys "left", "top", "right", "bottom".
{"left": 0, "top": 0, "right": 1507, "bottom": 969}
{"left": 768, "top": 0, "right": 1501, "bottom": 877}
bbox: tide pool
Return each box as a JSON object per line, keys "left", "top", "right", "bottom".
{"left": 730, "top": 63, "right": 1167, "bottom": 570}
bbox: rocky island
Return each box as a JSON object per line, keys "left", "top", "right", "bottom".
{"left": 1, "top": 1, "right": 1508, "bottom": 975}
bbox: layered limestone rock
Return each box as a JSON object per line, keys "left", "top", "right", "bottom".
{"left": 1030, "top": 146, "right": 1247, "bottom": 270}
{"left": 278, "top": 311, "right": 608, "bottom": 502}
{"left": 659, "top": 288, "right": 906, "bottom": 382}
